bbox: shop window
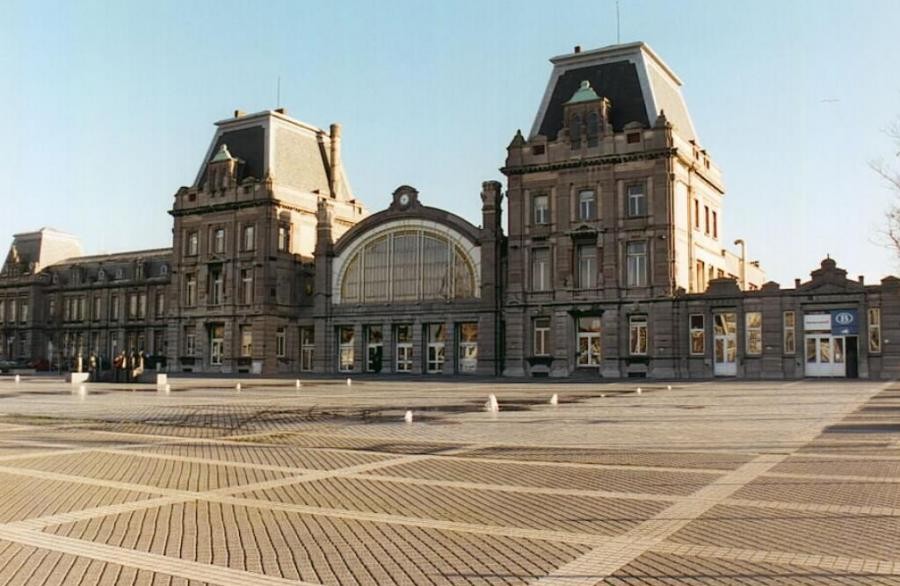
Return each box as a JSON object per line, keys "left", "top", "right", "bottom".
{"left": 300, "top": 327, "right": 315, "bottom": 371}
{"left": 240, "top": 326, "right": 253, "bottom": 357}
{"left": 458, "top": 323, "right": 478, "bottom": 373}
{"left": 209, "top": 325, "right": 224, "bottom": 365}
{"left": 338, "top": 327, "right": 355, "bottom": 372}
{"left": 689, "top": 314, "right": 705, "bottom": 355}
{"left": 275, "top": 327, "right": 286, "bottom": 358}
{"left": 629, "top": 315, "right": 648, "bottom": 355}
{"left": 745, "top": 312, "right": 762, "bottom": 355}
{"left": 533, "top": 317, "right": 550, "bottom": 356}
{"left": 783, "top": 311, "right": 796, "bottom": 355}
{"left": 868, "top": 308, "right": 882, "bottom": 353}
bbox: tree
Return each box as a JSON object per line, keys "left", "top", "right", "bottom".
{"left": 872, "top": 121, "right": 900, "bottom": 259}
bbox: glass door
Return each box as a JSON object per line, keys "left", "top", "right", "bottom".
{"left": 366, "top": 325, "right": 383, "bottom": 373}
{"left": 713, "top": 312, "right": 737, "bottom": 376}
{"left": 426, "top": 323, "right": 446, "bottom": 373}
{"left": 805, "top": 335, "right": 845, "bottom": 377}
{"left": 576, "top": 316, "right": 602, "bottom": 367}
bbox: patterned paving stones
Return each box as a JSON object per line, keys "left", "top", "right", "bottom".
{"left": 0, "top": 376, "right": 895, "bottom": 585}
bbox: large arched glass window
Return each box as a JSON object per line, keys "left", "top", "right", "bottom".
{"left": 338, "top": 228, "right": 477, "bottom": 304}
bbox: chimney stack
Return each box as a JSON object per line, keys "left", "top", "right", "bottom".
{"left": 859, "top": 275, "right": 865, "bottom": 285}
{"left": 329, "top": 123, "right": 342, "bottom": 199}
{"left": 794, "top": 278, "right": 801, "bottom": 288}
{"left": 574, "top": 45, "right": 581, "bottom": 53}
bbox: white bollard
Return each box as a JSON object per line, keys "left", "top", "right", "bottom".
{"left": 667, "top": 384, "right": 672, "bottom": 391}
{"left": 549, "top": 393, "right": 558, "bottom": 406}
{"left": 485, "top": 394, "right": 499, "bottom": 413}
{"left": 600, "top": 394, "right": 606, "bottom": 398}
{"left": 14, "top": 374, "right": 20, "bottom": 384}
{"left": 346, "top": 378, "right": 352, "bottom": 387}
{"left": 235, "top": 382, "right": 241, "bottom": 392}
{"left": 295, "top": 379, "right": 302, "bottom": 389}
{"left": 404, "top": 410, "right": 413, "bottom": 424}
{"left": 636, "top": 387, "right": 642, "bottom": 394}
{"left": 164, "top": 383, "right": 171, "bottom": 393}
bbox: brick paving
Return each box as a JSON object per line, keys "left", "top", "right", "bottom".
{"left": 0, "top": 376, "right": 895, "bottom": 584}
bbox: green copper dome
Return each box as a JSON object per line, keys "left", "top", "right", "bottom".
{"left": 565, "top": 80, "right": 601, "bottom": 104}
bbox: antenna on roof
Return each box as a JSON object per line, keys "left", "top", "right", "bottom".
{"left": 616, "top": 0, "right": 621, "bottom": 44}
{"left": 276, "top": 76, "right": 281, "bottom": 108}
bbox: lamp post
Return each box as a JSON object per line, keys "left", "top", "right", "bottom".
{"left": 734, "top": 239, "right": 746, "bottom": 290}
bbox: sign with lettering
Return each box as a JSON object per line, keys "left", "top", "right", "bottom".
{"left": 803, "top": 313, "right": 831, "bottom": 331}
{"left": 831, "top": 309, "right": 859, "bottom": 335}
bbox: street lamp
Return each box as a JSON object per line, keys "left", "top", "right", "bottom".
{"left": 734, "top": 239, "right": 746, "bottom": 290}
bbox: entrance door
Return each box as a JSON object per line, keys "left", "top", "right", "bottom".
{"left": 576, "top": 316, "right": 602, "bottom": 368}
{"left": 713, "top": 312, "right": 737, "bottom": 376}
{"left": 366, "top": 325, "right": 383, "bottom": 373}
{"left": 805, "top": 335, "right": 846, "bottom": 377}
{"left": 426, "top": 324, "right": 446, "bottom": 374}
{"left": 846, "top": 336, "right": 859, "bottom": 379}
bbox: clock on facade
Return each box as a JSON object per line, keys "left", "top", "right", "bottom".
{"left": 399, "top": 193, "right": 410, "bottom": 207}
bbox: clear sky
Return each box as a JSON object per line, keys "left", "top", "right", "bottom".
{"left": 2, "top": 0, "right": 899, "bottom": 284}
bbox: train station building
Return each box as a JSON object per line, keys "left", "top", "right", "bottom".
{"left": 1, "top": 42, "right": 896, "bottom": 379}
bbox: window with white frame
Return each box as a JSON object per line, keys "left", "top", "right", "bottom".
{"left": 531, "top": 248, "right": 550, "bottom": 291}
{"left": 240, "top": 268, "right": 253, "bottom": 304}
{"left": 184, "top": 327, "right": 196, "bottom": 356}
{"left": 783, "top": 311, "right": 796, "bottom": 354}
{"left": 689, "top": 314, "right": 705, "bottom": 355}
{"left": 395, "top": 325, "right": 413, "bottom": 372}
{"left": 578, "top": 190, "right": 595, "bottom": 221}
{"left": 240, "top": 326, "right": 253, "bottom": 357}
{"left": 184, "top": 274, "right": 197, "bottom": 306}
{"left": 278, "top": 224, "right": 291, "bottom": 252}
{"left": 212, "top": 228, "right": 225, "bottom": 254}
{"left": 625, "top": 241, "right": 648, "bottom": 287}
{"left": 275, "top": 327, "right": 286, "bottom": 358}
{"left": 533, "top": 194, "right": 549, "bottom": 225}
{"left": 458, "top": 323, "right": 478, "bottom": 373}
{"left": 868, "top": 308, "right": 882, "bottom": 353}
{"left": 338, "top": 326, "right": 355, "bottom": 371}
{"left": 186, "top": 231, "right": 199, "bottom": 256}
{"left": 745, "top": 311, "right": 762, "bottom": 355}
{"left": 300, "top": 327, "right": 314, "bottom": 371}
{"left": 533, "top": 317, "right": 550, "bottom": 356}
{"left": 576, "top": 245, "right": 596, "bottom": 289}
{"left": 209, "top": 267, "right": 223, "bottom": 305}
{"left": 629, "top": 315, "right": 648, "bottom": 355}
{"left": 626, "top": 183, "right": 647, "bottom": 217}
{"left": 242, "top": 224, "right": 255, "bottom": 251}
{"left": 209, "top": 325, "right": 224, "bottom": 365}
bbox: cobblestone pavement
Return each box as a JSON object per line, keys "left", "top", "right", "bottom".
{"left": 0, "top": 376, "right": 897, "bottom": 584}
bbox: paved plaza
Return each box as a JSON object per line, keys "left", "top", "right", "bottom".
{"left": 0, "top": 376, "right": 897, "bottom": 584}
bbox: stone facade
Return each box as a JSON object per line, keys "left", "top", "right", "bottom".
{"left": 0, "top": 43, "right": 896, "bottom": 380}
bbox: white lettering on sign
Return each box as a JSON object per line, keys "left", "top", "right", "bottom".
{"left": 803, "top": 313, "right": 831, "bottom": 331}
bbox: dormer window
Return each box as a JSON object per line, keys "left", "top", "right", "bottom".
{"left": 569, "top": 114, "right": 582, "bottom": 149}
{"left": 563, "top": 80, "right": 611, "bottom": 149}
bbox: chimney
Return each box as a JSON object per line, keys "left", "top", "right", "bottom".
{"left": 859, "top": 275, "right": 865, "bottom": 285}
{"left": 574, "top": 45, "right": 581, "bottom": 53}
{"left": 329, "top": 123, "right": 342, "bottom": 199}
{"left": 233, "top": 109, "right": 245, "bottom": 118}
{"left": 794, "top": 278, "right": 801, "bottom": 288}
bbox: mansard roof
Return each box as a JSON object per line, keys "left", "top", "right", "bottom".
{"left": 193, "top": 109, "right": 355, "bottom": 202}
{"left": 530, "top": 42, "right": 697, "bottom": 141}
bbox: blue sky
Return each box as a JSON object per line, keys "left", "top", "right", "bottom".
{"left": 1, "top": 0, "right": 899, "bottom": 284}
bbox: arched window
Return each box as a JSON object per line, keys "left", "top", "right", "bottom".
{"left": 337, "top": 227, "right": 478, "bottom": 304}
{"left": 570, "top": 114, "right": 582, "bottom": 148}
{"left": 587, "top": 111, "right": 600, "bottom": 147}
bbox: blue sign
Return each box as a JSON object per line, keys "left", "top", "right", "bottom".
{"left": 831, "top": 309, "right": 859, "bottom": 335}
